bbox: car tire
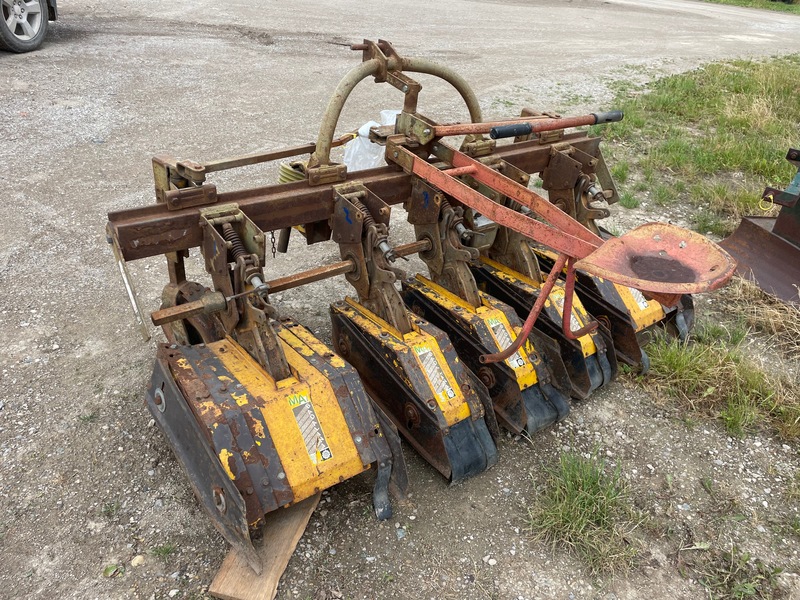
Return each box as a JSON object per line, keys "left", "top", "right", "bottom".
{"left": 0, "top": 0, "right": 49, "bottom": 53}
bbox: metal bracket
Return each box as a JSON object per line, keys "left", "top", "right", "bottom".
{"left": 306, "top": 162, "right": 348, "bottom": 186}
{"left": 331, "top": 183, "right": 411, "bottom": 333}
{"left": 164, "top": 184, "right": 218, "bottom": 211}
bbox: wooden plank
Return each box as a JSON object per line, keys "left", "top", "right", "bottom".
{"left": 209, "top": 494, "right": 321, "bottom": 600}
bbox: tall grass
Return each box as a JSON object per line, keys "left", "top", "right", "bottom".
{"left": 596, "top": 56, "right": 800, "bottom": 234}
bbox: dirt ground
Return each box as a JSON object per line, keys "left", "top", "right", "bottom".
{"left": 2, "top": 1, "right": 800, "bottom": 599}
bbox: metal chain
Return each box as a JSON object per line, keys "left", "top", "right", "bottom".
{"left": 270, "top": 230, "right": 276, "bottom": 259}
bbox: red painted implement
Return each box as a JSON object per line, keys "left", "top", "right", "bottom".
{"left": 386, "top": 138, "right": 736, "bottom": 363}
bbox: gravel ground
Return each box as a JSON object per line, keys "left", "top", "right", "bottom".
{"left": 2, "top": 1, "right": 800, "bottom": 599}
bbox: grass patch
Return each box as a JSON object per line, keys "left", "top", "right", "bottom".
{"left": 682, "top": 546, "right": 783, "bottom": 600}
{"left": 78, "top": 412, "right": 99, "bottom": 424}
{"left": 717, "top": 276, "right": 800, "bottom": 358}
{"left": 610, "top": 160, "right": 630, "bottom": 184}
{"left": 618, "top": 191, "right": 640, "bottom": 209}
{"left": 151, "top": 543, "right": 177, "bottom": 561}
{"left": 527, "top": 451, "right": 640, "bottom": 574}
{"left": 692, "top": 210, "right": 732, "bottom": 237}
{"left": 644, "top": 330, "right": 800, "bottom": 439}
{"left": 101, "top": 501, "right": 121, "bottom": 518}
{"left": 702, "top": 0, "right": 800, "bottom": 13}
{"left": 594, "top": 55, "right": 800, "bottom": 232}
{"left": 651, "top": 183, "right": 674, "bottom": 207}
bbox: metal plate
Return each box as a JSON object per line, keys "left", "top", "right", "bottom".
{"left": 720, "top": 216, "right": 800, "bottom": 305}
{"left": 147, "top": 357, "right": 261, "bottom": 574}
{"left": 576, "top": 222, "right": 737, "bottom": 295}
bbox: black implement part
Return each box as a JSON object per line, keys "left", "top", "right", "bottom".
{"left": 147, "top": 355, "right": 260, "bottom": 574}
{"left": 330, "top": 301, "right": 498, "bottom": 483}
{"left": 470, "top": 261, "right": 617, "bottom": 400}
{"left": 490, "top": 123, "right": 533, "bottom": 140}
{"left": 592, "top": 110, "right": 624, "bottom": 124}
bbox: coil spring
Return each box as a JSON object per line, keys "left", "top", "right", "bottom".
{"left": 351, "top": 198, "right": 376, "bottom": 229}
{"left": 440, "top": 197, "right": 465, "bottom": 228}
{"left": 221, "top": 223, "right": 248, "bottom": 261}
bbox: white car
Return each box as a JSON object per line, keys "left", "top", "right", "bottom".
{"left": 0, "top": 0, "right": 57, "bottom": 53}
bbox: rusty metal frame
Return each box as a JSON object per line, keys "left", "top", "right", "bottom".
{"left": 107, "top": 133, "right": 602, "bottom": 262}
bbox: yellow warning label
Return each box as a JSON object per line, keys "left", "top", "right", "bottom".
{"left": 486, "top": 316, "right": 526, "bottom": 370}
{"left": 615, "top": 284, "right": 666, "bottom": 331}
{"left": 413, "top": 344, "right": 457, "bottom": 403}
{"left": 289, "top": 392, "right": 333, "bottom": 464}
{"left": 548, "top": 287, "right": 596, "bottom": 358}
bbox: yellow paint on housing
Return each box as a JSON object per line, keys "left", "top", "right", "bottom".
{"left": 481, "top": 311, "right": 538, "bottom": 390}
{"left": 406, "top": 336, "right": 471, "bottom": 426}
{"left": 480, "top": 256, "right": 597, "bottom": 358}
{"left": 343, "top": 297, "right": 404, "bottom": 340}
{"left": 219, "top": 448, "right": 236, "bottom": 481}
{"left": 232, "top": 392, "right": 249, "bottom": 407}
{"left": 250, "top": 416, "right": 265, "bottom": 440}
{"left": 335, "top": 299, "right": 471, "bottom": 427}
{"left": 546, "top": 286, "right": 597, "bottom": 358}
{"left": 414, "top": 275, "right": 538, "bottom": 390}
{"left": 614, "top": 283, "right": 666, "bottom": 331}
{"left": 480, "top": 256, "right": 539, "bottom": 287}
{"left": 280, "top": 322, "right": 348, "bottom": 369}
{"left": 208, "top": 336, "right": 367, "bottom": 504}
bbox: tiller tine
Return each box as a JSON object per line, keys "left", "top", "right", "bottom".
{"left": 147, "top": 319, "right": 403, "bottom": 573}
{"left": 331, "top": 300, "right": 498, "bottom": 483}
{"left": 142, "top": 206, "right": 406, "bottom": 571}
{"left": 721, "top": 148, "right": 800, "bottom": 305}
{"left": 401, "top": 178, "right": 571, "bottom": 435}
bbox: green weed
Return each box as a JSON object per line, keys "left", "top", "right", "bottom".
{"left": 528, "top": 451, "right": 640, "bottom": 574}
{"left": 79, "top": 412, "right": 99, "bottom": 424}
{"left": 610, "top": 161, "right": 630, "bottom": 184}
{"left": 618, "top": 191, "right": 640, "bottom": 209}
{"left": 684, "top": 546, "right": 783, "bottom": 600}
{"left": 644, "top": 332, "right": 799, "bottom": 439}
{"left": 101, "top": 501, "right": 121, "bottom": 518}
{"left": 691, "top": 211, "right": 732, "bottom": 238}
{"left": 598, "top": 55, "right": 800, "bottom": 224}
{"left": 702, "top": 0, "right": 800, "bottom": 13}
{"left": 151, "top": 543, "right": 177, "bottom": 561}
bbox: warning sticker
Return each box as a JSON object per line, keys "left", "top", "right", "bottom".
{"left": 554, "top": 296, "right": 583, "bottom": 335}
{"left": 413, "top": 345, "right": 456, "bottom": 404}
{"left": 487, "top": 317, "right": 526, "bottom": 369}
{"left": 288, "top": 392, "right": 333, "bottom": 464}
{"left": 628, "top": 287, "right": 650, "bottom": 310}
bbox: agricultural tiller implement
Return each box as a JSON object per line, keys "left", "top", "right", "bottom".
{"left": 105, "top": 40, "right": 735, "bottom": 569}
